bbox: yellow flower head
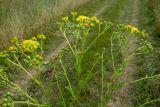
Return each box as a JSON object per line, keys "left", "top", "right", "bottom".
{"left": 91, "top": 16, "right": 100, "bottom": 23}
{"left": 8, "top": 46, "right": 17, "bottom": 51}
{"left": 62, "top": 16, "right": 69, "bottom": 22}
{"left": 21, "top": 40, "right": 40, "bottom": 52}
{"left": 131, "top": 27, "right": 140, "bottom": 34}
{"left": 125, "top": 25, "right": 132, "bottom": 28}
{"left": 125, "top": 25, "right": 140, "bottom": 34}
{"left": 76, "top": 15, "right": 90, "bottom": 23}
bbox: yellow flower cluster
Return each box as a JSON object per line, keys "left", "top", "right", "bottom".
{"left": 121, "top": 24, "right": 148, "bottom": 37}
{"left": 62, "top": 17, "right": 69, "bottom": 22}
{"left": 76, "top": 16, "right": 100, "bottom": 24}
{"left": 91, "top": 16, "right": 100, "bottom": 24}
{"left": 8, "top": 46, "right": 17, "bottom": 51}
{"left": 125, "top": 25, "right": 140, "bottom": 34}
{"left": 76, "top": 15, "right": 100, "bottom": 27}
{"left": 76, "top": 15, "right": 90, "bottom": 23}
{"left": 62, "top": 12, "right": 101, "bottom": 27}
{"left": 20, "top": 40, "right": 40, "bottom": 52}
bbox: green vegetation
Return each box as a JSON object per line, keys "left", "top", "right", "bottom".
{"left": 0, "top": 0, "right": 159, "bottom": 107}
{"left": 131, "top": 0, "right": 160, "bottom": 107}
{"left": 0, "top": 0, "right": 89, "bottom": 50}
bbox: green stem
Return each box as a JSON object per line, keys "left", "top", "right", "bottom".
{"left": 15, "top": 42, "right": 29, "bottom": 58}
{"left": 127, "top": 73, "right": 160, "bottom": 85}
{"left": 101, "top": 53, "right": 104, "bottom": 107}
{"left": 13, "top": 101, "right": 46, "bottom": 106}
{"left": 118, "top": 30, "right": 122, "bottom": 52}
{"left": 74, "top": 32, "right": 80, "bottom": 52}
{"left": 110, "top": 35, "right": 115, "bottom": 71}
{"left": 87, "top": 24, "right": 102, "bottom": 51}
{"left": 36, "top": 64, "right": 45, "bottom": 91}
{"left": 5, "top": 79, "right": 39, "bottom": 104}
{"left": 55, "top": 78, "right": 66, "bottom": 107}
{"left": 8, "top": 59, "right": 40, "bottom": 86}
{"left": 75, "top": 55, "right": 82, "bottom": 76}
{"left": 82, "top": 29, "right": 90, "bottom": 51}
{"left": 60, "top": 58, "right": 76, "bottom": 100}
{"left": 87, "top": 22, "right": 112, "bottom": 51}
{"left": 138, "top": 98, "right": 160, "bottom": 107}
{"left": 75, "top": 30, "right": 88, "bottom": 76}
{"left": 124, "top": 52, "right": 147, "bottom": 65}
{"left": 8, "top": 60, "right": 33, "bottom": 79}
{"left": 61, "top": 29, "right": 76, "bottom": 57}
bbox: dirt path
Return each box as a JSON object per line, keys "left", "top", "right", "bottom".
{"left": 108, "top": 0, "right": 140, "bottom": 107}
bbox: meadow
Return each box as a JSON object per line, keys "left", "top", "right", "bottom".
{"left": 0, "top": 0, "right": 160, "bottom": 107}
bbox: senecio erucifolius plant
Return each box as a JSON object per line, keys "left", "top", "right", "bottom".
{"left": 58, "top": 12, "right": 153, "bottom": 106}
{"left": 0, "top": 12, "right": 154, "bottom": 107}
{"left": 58, "top": 12, "right": 113, "bottom": 105}
{"left": 0, "top": 34, "right": 46, "bottom": 107}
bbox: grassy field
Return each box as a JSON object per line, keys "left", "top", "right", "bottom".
{"left": 0, "top": 0, "right": 90, "bottom": 49}
{"left": 0, "top": 0, "right": 160, "bottom": 107}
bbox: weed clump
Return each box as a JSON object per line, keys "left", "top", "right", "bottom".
{"left": 0, "top": 12, "right": 154, "bottom": 107}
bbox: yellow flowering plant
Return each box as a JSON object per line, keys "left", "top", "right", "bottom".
{"left": 0, "top": 11, "right": 154, "bottom": 107}
{"left": 20, "top": 40, "right": 40, "bottom": 53}
{"left": 106, "top": 24, "right": 153, "bottom": 104}
{"left": 0, "top": 34, "right": 46, "bottom": 107}
{"left": 58, "top": 12, "right": 114, "bottom": 106}
{"left": 57, "top": 12, "right": 153, "bottom": 106}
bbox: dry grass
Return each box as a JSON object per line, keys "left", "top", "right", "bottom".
{"left": 0, "top": 0, "right": 90, "bottom": 49}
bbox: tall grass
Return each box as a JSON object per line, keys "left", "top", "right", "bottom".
{"left": 0, "top": 0, "right": 90, "bottom": 50}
